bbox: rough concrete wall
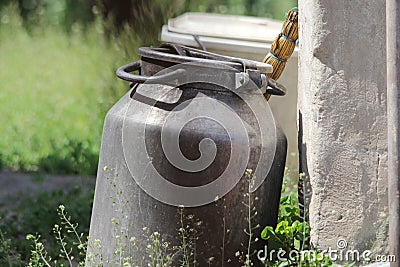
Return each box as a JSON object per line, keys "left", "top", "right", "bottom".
{"left": 298, "top": 0, "right": 388, "bottom": 254}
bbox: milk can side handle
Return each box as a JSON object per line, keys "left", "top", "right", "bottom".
{"left": 116, "top": 61, "right": 186, "bottom": 84}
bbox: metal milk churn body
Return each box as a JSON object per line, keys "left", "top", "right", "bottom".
{"left": 86, "top": 44, "right": 287, "bottom": 266}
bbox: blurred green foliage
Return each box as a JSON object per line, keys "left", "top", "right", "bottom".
{"left": 0, "top": 0, "right": 297, "bottom": 37}
{"left": 0, "top": 4, "right": 129, "bottom": 174}
{"left": 38, "top": 139, "right": 99, "bottom": 175}
{"left": 0, "top": 0, "right": 96, "bottom": 32}
{"left": 183, "top": 0, "right": 297, "bottom": 19}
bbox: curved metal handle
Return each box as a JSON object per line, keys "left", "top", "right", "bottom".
{"left": 116, "top": 61, "right": 186, "bottom": 84}
{"left": 116, "top": 60, "right": 287, "bottom": 96}
{"left": 265, "top": 78, "right": 287, "bottom": 96}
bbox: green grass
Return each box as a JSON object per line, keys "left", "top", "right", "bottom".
{"left": 0, "top": 173, "right": 319, "bottom": 267}
{"left": 0, "top": 186, "right": 94, "bottom": 265}
{"left": 0, "top": 7, "right": 131, "bottom": 174}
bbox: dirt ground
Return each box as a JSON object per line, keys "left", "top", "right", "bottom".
{"left": 0, "top": 170, "right": 96, "bottom": 210}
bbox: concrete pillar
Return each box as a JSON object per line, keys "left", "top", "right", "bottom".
{"left": 298, "top": 0, "right": 388, "bottom": 254}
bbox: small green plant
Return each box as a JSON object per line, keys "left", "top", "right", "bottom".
{"left": 0, "top": 226, "right": 22, "bottom": 267}
{"left": 55, "top": 205, "right": 87, "bottom": 265}
{"left": 26, "top": 234, "right": 53, "bottom": 267}
{"left": 175, "top": 206, "right": 202, "bottom": 267}
{"left": 234, "top": 169, "right": 260, "bottom": 267}
{"left": 142, "top": 227, "right": 173, "bottom": 266}
{"left": 19, "top": 205, "right": 204, "bottom": 267}
{"left": 260, "top": 181, "right": 332, "bottom": 266}
{"left": 26, "top": 205, "right": 87, "bottom": 267}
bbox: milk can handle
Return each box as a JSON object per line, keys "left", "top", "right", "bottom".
{"left": 116, "top": 61, "right": 185, "bottom": 84}
{"left": 116, "top": 60, "right": 287, "bottom": 96}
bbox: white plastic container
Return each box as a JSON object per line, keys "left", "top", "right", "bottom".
{"left": 161, "top": 12, "right": 299, "bottom": 173}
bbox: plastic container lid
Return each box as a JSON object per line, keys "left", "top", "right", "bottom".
{"left": 167, "top": 12, "right": 282, "bottom": 43}
{"left": 161, "top": 12, "right": 297, "bottom": 57}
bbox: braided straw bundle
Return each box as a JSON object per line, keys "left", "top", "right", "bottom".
{"left": 263, "top": 8, "right": 298, "bottom": 100}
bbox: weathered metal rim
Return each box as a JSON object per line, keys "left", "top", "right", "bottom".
{"left": 138, "top": 43, "right": 272, "bottom": 73}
